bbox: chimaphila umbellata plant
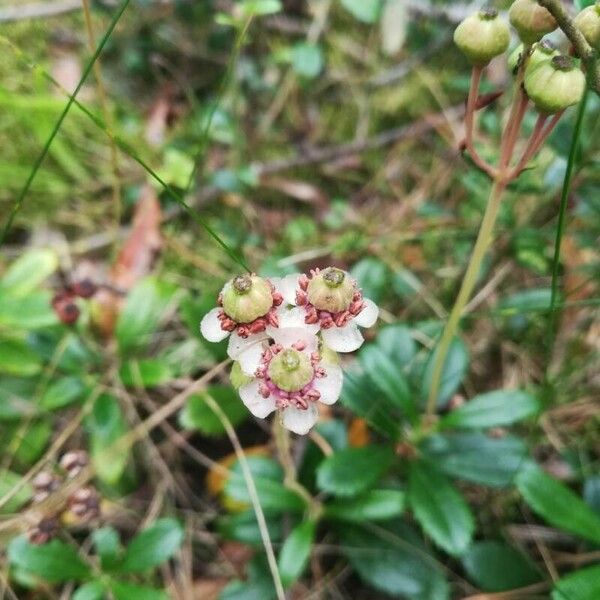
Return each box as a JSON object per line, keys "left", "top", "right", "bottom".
{"left": 200, "top": 267, "right": 378, "bottom": 434}
{"left": 427, "top": 1, "right": 591, "bottom": 415}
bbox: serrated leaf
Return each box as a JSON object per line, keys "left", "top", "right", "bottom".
{"left": 316, "top": 446, "right": 394, "bottom": 497}
{"left": 325, "top": 489, "right": 405, "bottom": 521}
{"left": 39, "top": 376, "right": 86, "bottom": 410}
{"left": 278, "top": 520, "right": 315, "bottom": 587}
{"left": 516, "top": 463, "right": 600, "bottom": 544}
{"left": 440, "top": 389, "right": 539, "bottom": 430}
{"left": 117, "top": 518, "right": 184, "bottom": 574}
{"left": 462, "top": 541, "right": 541, "bottom": 592}
{"left": 8, "top": 537, "right": 91, "bottom": 582}
{"left": 552, "top": 564, "right": 600, "bottom": 600}
{"left": 0, "top": 249, "right": 58, "bottom": 297}
{"left": 420, "top": 432, "right": 528, "bottom": 488}
{"left": 409, "top": 462, "right": 474, "bottom": 556}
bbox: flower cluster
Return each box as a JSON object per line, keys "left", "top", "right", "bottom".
{"left": 200, "top": 267, "right": 378, "bottom": 434}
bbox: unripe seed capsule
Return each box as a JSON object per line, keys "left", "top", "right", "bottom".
{"left": 454, "top": 9, "right": 511, "bottom": 66}
{"left": 574, "top": 2, "right": 600, "bottom": 51}
{"left": 509, "top": 0, "right": 557, "bottom": 44}
{"left": 221, "top": 274, "right": 274, "bottom": 323}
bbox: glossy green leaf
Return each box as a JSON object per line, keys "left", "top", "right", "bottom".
{"left": 440, "top": 390, "right": 539, "bottom": 429}
{"left": 516, "top": 463, "right": 600, "bottom": 544}
{"left": 92, "top": 526, "right": 121, "bottom": 570}
{"left": 180, "top": 385, "right": 248, "bottom": 436}
{"left": 73, "top": 581, "right": 105, "bottom": 600}
{"left": 291, "top": 43, "right": 323, "bottom": 78}
{"left": 316, "top": 446, "right": 394, "bottom": 497}
{"left": 325, "top": 489, "right": 405, "bottom": 522}
{"left": 0, "top": 339, "right": 42, "bottom": 377}
{"left": 86, "top": 394, "right": 128, "bottom": 486}
{"left": 462, "top": 541, "right": 541, "bottom": 591}
{"left": 117, "top": 518, "right": 184, "bottom": 573}
{"left": 119, "top": 359, "right": 173, "bottom": 388}
{"left": 341, "top": 0, "right": 383, "bottom": 24}
{"left": 408, "top": 462, "right": 474, "bottom": 556}
{"left": 278, "top": 520, "right": 315, "bottom": 587}
{"left": 420, "top": 432, "right": 528, "bottom": 488}
{"left": 111, "top": 581, "right": 168, "bottom": 600}
{"left": 351, "top": 257, "right": 389, "bottom": 303}
{"left": 553, "top": 564, "right": 600, "bottom": 600}
{"left": 239, "top": 0, "right": 282, "bottom": 17}
{"left": 220, "top": 556, "right": 276, "bottom": 600}
{"left": 0, "top": 292, "right": 58, "bottom": 329}
{"left": 218, "top": 510, "right": 283, "bottom": 546}
{"left": 0, "top": 471, "right": 32, "bottom": 514}
{"left": 340, "top": 522, "right": 449, "bottom": 599}
{"left": 39, "top": 376, "right": 86, "bottom": 410}
{"left": 376, "top": 324, "right": 416, "bottom": 367}
{"left": 226, "top": 457, "right": 305, "bottom": 513}
{"left": 584, "top": 475, "right": 600, "bottom": 516}
{"left": 422, "top": 337, "right": 469, "bottom": 408}
{"left": 0, "top": 249, "right": 58, "bottom": 297}
{"left": 116, "top": 277, "right": 177, "bottom": 354}
{"left": 8, "top": 536, "right": 91, "bottom": 582}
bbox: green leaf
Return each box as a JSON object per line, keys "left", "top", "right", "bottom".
{"left": 339, "top": 522, "right": 449, "bottom": 599}
{"left": 111, "top": 581, "right": 168, "bottom": 600}
{"left": 180, "top": 386, "right": 248, "bottom": 436}
{"left": 92, "top": 526, "right": 122, "bottom": 570}
{"left": 0, "top": 377, "right": 36, "bottom": 420}
{"left": 439, "top": 389, "right": 539, "bottom": 429}
{"left": 8, "top": 537, "right": 91, "bottom": 583}
{"left": 278, "top": 520, "right": 315, "bottom": 587}
{"left": 73, "top": 581, "right": 106, "bottom": 600}
{"left": 420, "top": 432, "right": 528, "bottom": 488}
{"left": 341, "top": 0, "right": 383, "bottom": 24}
{"left": 0, "top": 249, "right": 58, "bottom": 297}
{"left": 516, "top": 463, "right": 600, "bottom": 544}
{"left": 226, "top": 457, "right": 305, "bottom": 513}
{"left": 0, "top": 470, "right": 32, "bottom": 513}
{"left": 380, "top": 0, "right": 408, "bottom": 55}
{"left": 462, "top": 541, "right": 541, "bottom": 592}
{"left": 39, "top": 376, "right": 86, "bottom": 410}
{"left": 0, "top": 292, "right": 58, "bottom": 329}
{"left": 86, "top": 394, "right": 128, "bottom": 486}
{"left": 291, "top": 43, "right": 323, "bottom": 78}
{"left": 553, "top": 564, "right": 600, "bottom": 600}
{"left": 115, "top": 277, "right": 177, "bottom": 355}
{"left": 0, "top": 339, "right": 42, "bottom": 377}
{"left": 324, "top": 489, "right": 405, "bottom": 521}
{"left": 376, "top": 324, "right": 416, "bottom": 368}
{"left": 239, "top": 0, "right": 282, "bottom": 17}
{"left": 422, "top": 337, "right": 469, "bottom": 408}
{"left": 359, "top": 345, "right": 415, "bottom": 419}
{"left": 351, "top": 257, "right": 389, "bottom": 303}
{"left": 117, "top": 518, "right": 184, "bottom": 574}
{"left": 218, "top": 510, "right": 283, "bottom": 546}
{"left": 316, "top": 446, "right": 394, "bottom": 497}
{"left": 119, "top": 359, "right": 173, "bottom": 388}
{"left": 408, "top": 462, "right": 474, "bottom": 556}
{"left": 584, "top": 476, "right": 600, "bottom": 516}
{"left": 220, "top": 556, "right": 276, "bottom": 600}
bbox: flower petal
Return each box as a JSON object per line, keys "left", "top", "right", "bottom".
{"left": 275, "top": 305, "right": 319, "bottom": 333}
{"left": 228, "top": 333, "right": 267, "bottom": 375}
{"left": 200, "top": 307, "right": 229, "bottom": 342}
{"left": 276, "top": 273, "right": 301, "bottom": 306}
{"left": 267, "top": 326, "right": 318, "bottom": 353}
{"left": 321, "top": 321, "right": 364, "bottom": 352}
{"left": 239, "top": 380, "right": 277, "bottom": 418}
{"left": 354, "top": 298, "right": 379, "bottom": 328}
{"left": 314, "top": 363, "right": 343, "bottom": 405}
{"left": 282, "top": 403, "right": 319, "bottom": 435}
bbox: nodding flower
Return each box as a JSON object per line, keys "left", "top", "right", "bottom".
{"left": 274, "top": 267, "right": 379, "bottom": 353}
{"left": 200, "top": 274, "right": 283, "bottom": 374}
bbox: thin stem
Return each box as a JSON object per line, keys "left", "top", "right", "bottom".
{"left": 511, "top": 113, "right": 548, "bottom": 175}
{"left": 426, "top": 178, "right": 507, "bottom": 416}
{"left": 81, "top": 0, "right": 121, "bottom": 242}
{"left": 547, "top": 88, "right": 590, "bottom": 358}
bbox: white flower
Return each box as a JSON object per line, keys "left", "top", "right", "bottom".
{"left": 273, "top": 267, "right": 379, "bottom": 353}
{"left": 236, "top": 326, "right": 343, "bottom": 435}
{"left": 200, "top": 274, "right": 284, "bottom": 374}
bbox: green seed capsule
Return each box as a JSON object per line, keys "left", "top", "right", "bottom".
{"left": 509, "top": 39, "right": 558, "bottom": 73}
{"left": 454, "top": 9, "right": 511, "bottom": 66}
{"left": 574, "top": 2, "right": 600, "bottom": 50}
{"left": 509, "top": 0, "right": 557, "bottom": 44}
{"left": 221, "top": 274, "right": 274, "bottom": 323}
{"left": 268, "top": 349, "right": 314, "bottom": 392}
{"left": 307, "top": 267, "right": 355, "bottom": 313}
{"left": 524, "top": 55, "right": 586, "bottom": 114}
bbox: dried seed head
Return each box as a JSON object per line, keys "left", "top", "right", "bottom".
{"left": 509, "top": 0, "right": 557, "bottom": 44}
{"left": 221, "top": 274, "right": 274, "bottom": 324}
{"left": 68, "top": 486, "right": 101, "bottom": 521}
{"left": 72, "top": 278, "right": 97, "bottom": 299}
{"left": 60, "top": 450, "right": 89, "bottom": 477}
{"left": 524, "top": 55, "right": 586, "bottom": 113}
{"left": 28, "top": 516, "right": 59, "bottom": 545}
{"left": 574, "top": 3, "right": 600, "bottom": 51}
{"left": 52, "top": 292, "right": 80, "bottom": 325}
{"left": 454, "top": 10, "right": 510, "bottom": 65}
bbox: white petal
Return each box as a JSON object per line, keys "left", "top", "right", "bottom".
{"left": 321, "top": 321, "right": 364, "bottom": 353}
{"left": 354, "top": 298, "right": 379, "bottom": 328}
{"left": 228, "top": 333, "right": 267, "bottom": 375}
{"left": 267, "top": 326, "right": 318, "bottom": 353}
{"left": 239, "top": 380, "right": 277, "bottom": 418}
{"left": 275, "top": 306, "right": 319, "bottom": 333}
{"left": 282, "top": 403, "right": 319, "bottom": 435}
{"left": 276, "top": 274, "right": 300, "bottom": 306}
{"left": 200, "top": 307, "right": 229, "bottom": 342}
{"left": 313, "top": 363, "right": 343, "bottom": 405}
